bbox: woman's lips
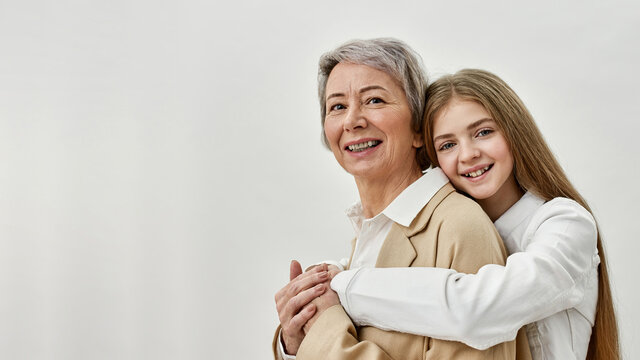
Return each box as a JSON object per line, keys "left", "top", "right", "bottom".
{"left": 345, "top": 140, "right": 382, "bottom": 152}
{"left": 344, "top": 138, "right": 383, "bottom": 152}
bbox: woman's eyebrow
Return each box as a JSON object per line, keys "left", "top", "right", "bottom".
{"left": 326, "top": 92, "right": 345, "bottom": 101}
{"left": 359, "top": 85, "right": 386, "bottom": 94}
{"left": 326, "top": 85, "right": 387, "bottom": 101}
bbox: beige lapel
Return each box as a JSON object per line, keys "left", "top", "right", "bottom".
{"left": 375, "top": 183, "right": 456, "bottom": 268}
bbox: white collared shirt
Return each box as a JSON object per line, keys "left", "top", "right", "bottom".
{"left": 345, "top": 167, "right": 450, "bottom": 269}
{"left": 277, "top": 168, "right": 450, "bottom": 359}
{"left": 331, "top": 191, "right": 599, "bottom": 359}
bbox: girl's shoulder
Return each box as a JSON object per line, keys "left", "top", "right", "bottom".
{"left": 525, "top": 195, "right": 598, "bottom": 248}
{"left": 535, "top": 196, "right": 595, "bottom": 226}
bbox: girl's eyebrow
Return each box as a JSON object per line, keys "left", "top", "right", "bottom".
{"left": 433, "top": 118, "right": 494, "bottom": 143}
{"left": 466, "top": 118, "right": 494, "bottom": 130}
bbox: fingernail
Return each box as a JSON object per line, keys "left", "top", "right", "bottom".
{"left": 319, "top": 271, "right": 328, "bottom": 279}
{"left": 316, "top": 284, "right": 325, "bottom": 291}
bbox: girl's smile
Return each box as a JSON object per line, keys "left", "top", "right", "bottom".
{"left": 431, "top": 98, "right": 521, "bottom": 220}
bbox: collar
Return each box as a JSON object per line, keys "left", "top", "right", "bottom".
{"left": 494, "top": 191, "right": 545, "bottom": 239}
{"left": 345, "top": 167, "right": 450, "bottom": 231}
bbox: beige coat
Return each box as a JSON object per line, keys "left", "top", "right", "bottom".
{"left": 274, "top": 183, "right": 530, "bottom": 360}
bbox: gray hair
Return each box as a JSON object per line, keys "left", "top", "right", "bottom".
{"left": 317, "top": 38, "right": 430, "bottom": 169}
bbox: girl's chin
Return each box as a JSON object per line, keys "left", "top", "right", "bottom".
{"left": 457, "top": 186, "right": 496, "bottom": 201}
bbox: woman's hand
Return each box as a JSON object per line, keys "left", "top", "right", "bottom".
{"left": 302, "top": 283, "right": 340, "bottom": 334}
{"left": 299, "top": 263, "right": 342, "bottom": 332}
{"left": 274, "top": 261, "right": 330, "bottom": 355}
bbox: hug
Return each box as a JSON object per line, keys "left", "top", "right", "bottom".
{"left": 274, "top": 38, "right": 619, "bottom": 360}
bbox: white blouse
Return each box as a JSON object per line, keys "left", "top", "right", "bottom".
{"left": 331, "top": 192, "right": 600, "bottom": 359}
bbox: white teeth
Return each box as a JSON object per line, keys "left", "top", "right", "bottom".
{"left": 464, "top": 166, "right": 491, "bottom": 178}
{"left": 348, "top": 140, "right": 380, "bottom": 152}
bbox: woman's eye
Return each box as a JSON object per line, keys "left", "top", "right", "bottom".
{"left": 477, "top": 129, "right": 493, "bottom": 137}
{"left": 367, "top": 97, "right": 384, "bottom": 104}
{"left": 330, "top": 104, "right": 346, "bottom": 111}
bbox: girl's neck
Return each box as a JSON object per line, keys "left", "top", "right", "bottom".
{"left": 477, "top": 176, "right": 524, "bottom": 222}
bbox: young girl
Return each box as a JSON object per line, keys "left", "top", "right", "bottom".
{"left": 323, "top": 69, "right": 619, "bottom": 359}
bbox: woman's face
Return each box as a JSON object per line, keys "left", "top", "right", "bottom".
{"left": 431, "top": 98, "right": 519, "bottom": 203}
{"left": 323, "top": 63, "right": 423, "bottom": 180}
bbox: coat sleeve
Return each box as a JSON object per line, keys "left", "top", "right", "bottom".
{"left": 295, "top": 305, "right": 395, "bottom": 360}
{"left": 332, "top": 198, "right": 597, "bottom": 350}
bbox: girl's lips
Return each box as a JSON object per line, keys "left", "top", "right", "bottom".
{"left": 461, "top": 164, "right": 493, "bottom": 182}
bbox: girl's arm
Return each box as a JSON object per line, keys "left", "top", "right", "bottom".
{"left": 331, "top": 198, "right": 599, "bottom": 350}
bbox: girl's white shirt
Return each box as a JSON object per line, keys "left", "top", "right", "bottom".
{"left": 330, "top": 191, "right": 600, "bottom": 359}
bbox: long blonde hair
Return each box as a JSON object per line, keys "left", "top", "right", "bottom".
{"left": 423, "top": 69, "right": 619, "bottom": 360}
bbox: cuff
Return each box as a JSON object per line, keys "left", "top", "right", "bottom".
{"left": 306, "top": 260, "right": 346, "bottom": 272}
{"left": 330, "top": 268, "right": 361, "bottom": 318}
{"left": 277, "top": 329, "right": 297, "bottom": 360}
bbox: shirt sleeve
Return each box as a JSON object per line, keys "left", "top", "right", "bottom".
{"left": 331, "top": 199, "right": 598, "bottom": 350}
{"left": 306, "top": 258, "right": 350, "bottom": 271}
{"left": 276, "top": 330, "right": 297, "bottom": 360}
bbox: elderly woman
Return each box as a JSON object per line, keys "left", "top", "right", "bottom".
{"left": 273, "top": 39, "right": 529, "bottom": 360}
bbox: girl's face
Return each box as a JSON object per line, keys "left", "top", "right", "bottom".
{"left": 431, "top": 98, "right": 520, "bottom": 206}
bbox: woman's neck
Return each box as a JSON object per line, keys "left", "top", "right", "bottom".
{"left": 477, "top": 176, "right": 524, "bottom": 222}
{"left": 355, "top": 166, "right": 422, "bottom": 219}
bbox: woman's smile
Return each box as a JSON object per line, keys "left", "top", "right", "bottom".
{"left": 344, "top": 139, "right": 382, "bottom": 153}
{"left": 323, "top": 63, "right": 422, "bottom": 181}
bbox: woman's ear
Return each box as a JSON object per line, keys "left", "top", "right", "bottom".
{"left": 412, "top": 132, "right": 424, "bottom": 149}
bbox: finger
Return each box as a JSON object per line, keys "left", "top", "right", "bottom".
{"left": 287, "top": 270, "right": 329, "bottom": 298}
{"left": 288, "top": 303, "right": 316, "bottom": 333}
{"left": 290, "top": 260, "right": 303, "bottom": 281}
{"left": 328, "top": 268, "right": 341, "bottom": 279}
{"left": 284, "top": 283, "right": 326, "bottom": 320}
{"left": 276, "top": 269, "right": 328, "bottom": 312}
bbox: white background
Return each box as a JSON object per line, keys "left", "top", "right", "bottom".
{"left": 1, "top": 0, "right": 638, "bottom": 358}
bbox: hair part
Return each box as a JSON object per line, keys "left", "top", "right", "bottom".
{"left": 424, "top": 68, "right": 620, "bottom": 360}
{"left": 317, "top": 38, "right": 430, "bottom": 170}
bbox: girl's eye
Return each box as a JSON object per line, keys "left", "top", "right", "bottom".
{"left": 439, "top": 142, "right": 455, "bottom": 151}
{"left": 477, "top": 129, "right": 493, "bottom": 137}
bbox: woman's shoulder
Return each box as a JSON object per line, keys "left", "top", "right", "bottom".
{"left": 430, "top": 190, "right": 507, "bottom": 270}
{"left": 434, "top": 190, "right": 492, "bottom": 225}
{"left": 429, "top": 190, "right": 502, "bottom": 245}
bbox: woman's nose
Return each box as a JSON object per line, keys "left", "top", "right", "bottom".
{"left": 343, "top": 106, "right": 367, "bottom": 131}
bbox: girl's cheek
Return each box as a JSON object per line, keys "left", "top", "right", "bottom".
{"left": 438, "top": 154, "right": 457, "bottom": 178}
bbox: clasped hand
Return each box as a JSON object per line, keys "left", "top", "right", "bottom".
{"left": 274, "top": 260, "right": 341, "bottom": 355}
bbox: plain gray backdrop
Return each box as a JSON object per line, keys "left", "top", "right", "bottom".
{"left": 1, "top": 0, "right": 638, "bottom": 358}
